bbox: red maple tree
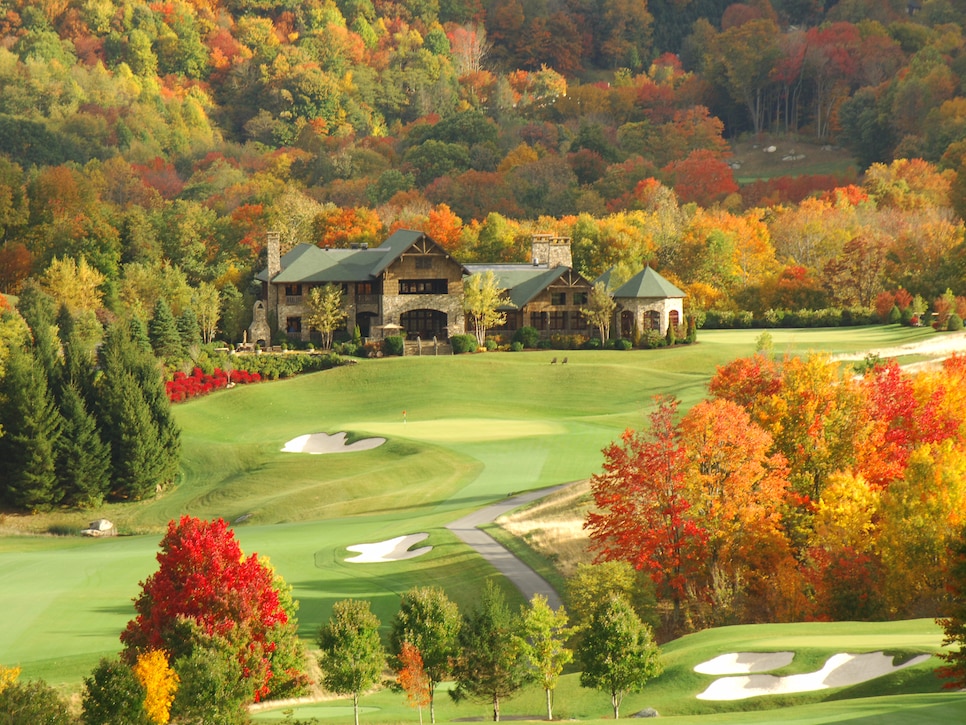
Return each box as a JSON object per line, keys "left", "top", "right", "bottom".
{"left": 585, "top": 396, "right": 707, "bottom": 628}
{"left": 120, "top": 516, "right": 304, "bottom": 702}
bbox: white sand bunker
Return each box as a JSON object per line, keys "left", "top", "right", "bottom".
{"left": 345, "top": 534, "right": 432, "bottom": 563}
{"left": 694, "top": 651, "right": 794, "bottom": 675}
{"left": 282, "top": 432, "right": 386, "bottom": 454}
{"left": 696, "top": 652, "right": 932, "bottom": 701}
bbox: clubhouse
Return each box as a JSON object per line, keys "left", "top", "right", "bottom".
{"left": 250, "top": 230, "right": 684, "bottom": 346}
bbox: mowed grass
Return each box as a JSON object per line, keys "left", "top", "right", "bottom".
{"left": 0, "top": 326, "right": 959, "bottom": 712}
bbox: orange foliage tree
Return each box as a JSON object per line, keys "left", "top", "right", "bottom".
{"left": 398, "top": 642, "right": 431, "bottom": 723}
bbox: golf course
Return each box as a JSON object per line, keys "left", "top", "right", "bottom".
{"left": 1, "top": 325, "right": 964, "bottom": 722}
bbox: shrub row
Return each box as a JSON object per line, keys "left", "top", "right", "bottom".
{"left": 701, "top": 307, "right": 876, "bottom": 329}
{"left": 231, "top": 352, "right": 344, "bottom": 378}
{"left": 166, "top": 367, "right": 261, "bottom": 403}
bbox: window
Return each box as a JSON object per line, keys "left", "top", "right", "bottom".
{"left": 399, "top": 279, "right": 448, "bottom": 294}
{"left": 415, "top": 256, "right": 433, "bottom": 269}
{"left": 286, "top": 317, "right": 302, "bottom": 334}
{"left": 669, "top": 309, "right": 680, "bottom": 328}
{"left": 356, "top": 282, "right": 374, "bottom": 295}
{"left": 549, "top": 311, "right": 566, "bottom": 329}
{"left": 284, "top": 284, "right": 302, "bottom": 297}
{"left": 573, "top": 291, "right": 588, "bottom": 306}
{"left": 529, "top": 312, "right": 547, "bottom": 330}
{"left": 646, "top": 310, "right": 661, "bottom": 330}
{"left": 572, "top": 311, "right": 588, "bottom": 329}
{"left": 551, "top": 292, "right": 566, "bottom": 306}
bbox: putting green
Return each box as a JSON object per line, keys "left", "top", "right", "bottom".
{"left": 353, "top": 417, "right": 567, "bottom": 442}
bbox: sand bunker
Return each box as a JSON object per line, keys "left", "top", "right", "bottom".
{"left": 282, "top": 432, "right": 386, "bottom": 454}
{"left": 696, "top": 652, "right": 932, "bottom": 701}
{"left": 345, "top": 533, "right": 432, "bottom": 563}
{"left": 694, "top": 651, "right": 794, "bottom": 675}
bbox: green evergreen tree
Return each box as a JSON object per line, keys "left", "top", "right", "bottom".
{"left": 57, "top": 382, "right": 111, "bottom": 508}
{"left": 16, "top": 284, "right": 61, "bottom": 387}
{"left": 0, "top": 344, "right": 63, "bottom": 511}
{"left": 450, "top": 581, "right": 529, "bottom": 721}
{"left": 148, "top": 298, "right": 183, "bottom": 362}
{"left": 178, "top": 306, "right": 202, "bottom": 352}
{"left": 128, "top": 315, "right": 152, "bottom": 353}
{"left": 96, "top": 324, "right": 180, "bottom": 501}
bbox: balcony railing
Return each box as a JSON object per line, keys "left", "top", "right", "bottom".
{"left": 285, "top": 295, "right": 302, "bottom": 305}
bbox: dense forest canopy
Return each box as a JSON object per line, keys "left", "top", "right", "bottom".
{"left": 2, "top": 0, "right": 966, "bottom": 338}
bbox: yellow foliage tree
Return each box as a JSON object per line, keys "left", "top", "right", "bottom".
{"left": 0, "top": 665, "right": 20, "bottom": 692}
{"left": 133, "top": 650, "right": 179, "bottom": 725}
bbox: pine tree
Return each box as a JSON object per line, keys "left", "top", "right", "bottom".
{"left": 96, "top": 324, "right": 180, "bottom": 501}
{"left": 0, "top": 344, "right": 64, "bottom": 511}
{"left": 148, "top": 298, "right": 183, "bottom": 362}
{"left": 16, "top": 285, "right": 61, "bottom": 388}
{"left": 57, "top": 382, "right": 112, "bottom": 508}
{"left": 177, "top": 306, "right": 201, "bottom": 352}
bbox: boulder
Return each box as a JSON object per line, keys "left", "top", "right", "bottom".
{"left": 81, "top": 519, "right": 116, "bottom": 537}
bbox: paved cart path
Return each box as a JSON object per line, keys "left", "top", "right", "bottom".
{"left": 446, "top": 484, "right": 571, "bottom": 609}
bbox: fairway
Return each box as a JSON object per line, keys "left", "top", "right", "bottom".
{"left": 1, "top": 326, "right": 962, "bottom": 721}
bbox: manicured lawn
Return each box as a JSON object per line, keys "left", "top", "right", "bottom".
{"left": 0, "top": 325, "right": 959, "bottom": 721}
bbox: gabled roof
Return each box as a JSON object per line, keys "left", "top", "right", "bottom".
{"left": 464, "top": 264, "right": 571, "bottom": 309}
{"left": 256, "top": 230, "right": 464, "bottom": 284}
{"left": 611, "top": 265, "right": 684, "bottom": 299}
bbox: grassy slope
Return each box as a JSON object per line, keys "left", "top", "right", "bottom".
{"left": 0, "top": 326, "right": 958, "bottom": 713}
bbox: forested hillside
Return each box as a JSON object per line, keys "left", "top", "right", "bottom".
{"left": 2, "top": 0, "right": 966, "bottom": 340}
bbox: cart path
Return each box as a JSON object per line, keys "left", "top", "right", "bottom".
{"left": 446, "top": 484, "right": 570, "bottom": 610}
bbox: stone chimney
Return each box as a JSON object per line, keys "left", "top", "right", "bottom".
{"left": 530, "top": 233, "right": 573, "bottom": 269}
{"left": 266, "top": 230, "right": 281, "bottom": 317}
{"left": 267, "top": 230, "right": 281, "bottom": 280}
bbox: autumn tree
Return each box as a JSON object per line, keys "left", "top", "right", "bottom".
{"left": 133, "top": 650, "right": 179, "bottom": 725}
{"left": 120, "top": 516, "right": 308, "bottom": 705}
{"left": 318, "top": 599, "right": 386, "bottom": 725}
{"left": 450, "top": 581, "right": 529, "bottom": 722}
{"left": 515, "top": 594, "right": 576, "bottom": 721}
{"left": 39, "top": 255, "right": 105, "bottom": 314}
{"left": 937, "top": 523, "right": 966, "bottom": 688}
{"left": 389, "top": 586, "right": 462, "bottom": 724}
{"left": 464, "top": 271, "right": 509, "bottom": 347}
{"left": 577, "top": 595, "right": 662, "bottom": 719}
{"left": 398, "top": 642, "right": 432, "bottom": 724}
{"left": 585, "top": 396, "right": 707, "bottom": 629}
{"left": 679, "top": 398, "right": 792, "bottom": 624}
{"left": 580, "top": 281, "right": 616, "bottom": 344}
{"left": 305, "top": 283, "right": 348, "bottom": 349}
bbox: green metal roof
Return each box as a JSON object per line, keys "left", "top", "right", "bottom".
{"left": 611, "top": 265, "right": 684, "bottom": 299}
{"left": 255, "top": 230, "right": 457, "bottom": 284}
{"left": 464, "top": 264, "right": 568, "bottom": 309}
